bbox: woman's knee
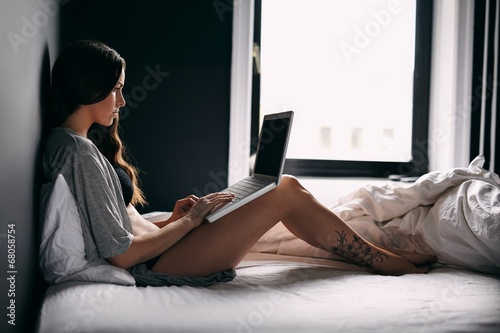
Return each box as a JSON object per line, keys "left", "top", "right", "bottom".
{"left": 280, "top": 174, "right": 300, "bottom": 187}
{"left": 279, "top": 175, "right": 308, "bottom": 196}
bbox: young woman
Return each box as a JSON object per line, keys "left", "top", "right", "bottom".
{"left": 44, "top": 40, "right": 434, "bottom": 287}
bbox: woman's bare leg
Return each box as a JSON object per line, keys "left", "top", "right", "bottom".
{"left": 249, "top": 223, "right": 437, "bottom": 266}
{"left": 152, "top": 176, "right": 432, "bottom": 276}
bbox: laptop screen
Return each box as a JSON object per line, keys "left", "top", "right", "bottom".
{"left": 253, "top": 112, "right": 293, "bottom": 177}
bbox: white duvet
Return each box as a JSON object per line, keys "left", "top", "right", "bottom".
{"left": 252, "top": 156, "right": 500, "bottom": 274}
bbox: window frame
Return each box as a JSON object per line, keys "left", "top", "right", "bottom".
{"left": 470, "top": 0, "right": 499, "bottom": 172}
{"left": 250, "top": 0, "right": 434, "bottom": 178}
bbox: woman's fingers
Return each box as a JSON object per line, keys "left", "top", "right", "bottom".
{"left": 203, "top": 192, "right": 233, "bottom": 200}
{"left": 187, "top": 192, "right": 234, "bottom": 223}
{"left": 199, "top": 193, "right": 234, "bottom": 208}
{"left": 179, "top": 195, "right": 199, "bottom": 205}
{"left": 198, "top": 192, "right": 234, "bottom": 204}
{"left": 174, "top": 196, "right": 198, "bottom": 214}
{"left": 186, "top": 195, "right": 199, "bottom": 201}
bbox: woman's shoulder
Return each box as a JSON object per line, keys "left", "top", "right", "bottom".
{"left": 44, "top": 127, "right": 102, "bottom": 168}
{"left": 46, "top": 127, "right": 95, "bottom": 153}
{"left": 43, "top": 127, "right": 109, "bottom": 181}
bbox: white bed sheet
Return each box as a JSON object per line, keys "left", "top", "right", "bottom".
{"left": 37, "top": 254, "right": 500, "bottom": 333}
{"left": 37, "top": 158, "right": 499, "bottom": 332}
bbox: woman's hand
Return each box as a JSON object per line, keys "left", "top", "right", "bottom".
{"left": 185, "top": 192, "right": 234, "bottom": 227}
{"left": 169, "top": 195, "right": 199, "bottom": 222}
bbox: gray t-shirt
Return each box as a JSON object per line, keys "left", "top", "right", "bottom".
{"left": 43, "top": 127, "right": 133, "bottom": 264}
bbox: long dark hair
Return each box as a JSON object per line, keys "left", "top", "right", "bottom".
{"left": 89, "top": 120, "right": 147, "bottom": 207}
{"left": 51, "top": 40, "right": 147, "bottom": 206}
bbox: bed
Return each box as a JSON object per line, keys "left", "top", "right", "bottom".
{"left": 36, "top": 156, "right": 500, "bottom": 333}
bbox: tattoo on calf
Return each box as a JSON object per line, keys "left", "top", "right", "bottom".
{"left": 330, "top": 230, "right": 388, "bottom": 267}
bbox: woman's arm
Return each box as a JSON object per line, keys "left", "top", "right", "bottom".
{"left": 106, "top": 215, "right": 198, "bottom": 269}
{"left": 106, "top": 192, "right": 234, "bottom": 270}
{"left": 126, "top": 204, "right": 161, "bottom": 235}
{"left": 126, "top": 194, "right": 200, "bottom": 232}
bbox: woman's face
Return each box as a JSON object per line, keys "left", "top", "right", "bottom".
{"left": 88, "top": 69, "right": 126, "bottom": 127}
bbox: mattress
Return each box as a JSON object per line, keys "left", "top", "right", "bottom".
{"left": 37, "top": 253, "right": 500, "bottom": 333}
{"left": 37, "top": 158, "right": 500, "bottom": 332}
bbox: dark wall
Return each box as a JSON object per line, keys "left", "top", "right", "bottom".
{"left": 0, "top": 1, "right": 58, "bottom": 333}
{"left": 60, "top": 0, "right": 234, "bottom": 213}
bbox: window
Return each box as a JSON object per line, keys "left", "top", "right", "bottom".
{"left": 251, "top": 0, "right": 433, "bottom": 177}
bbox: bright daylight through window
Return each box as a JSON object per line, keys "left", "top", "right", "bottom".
{"left": 259, "top": 0, "right": 417, "bottom": 163}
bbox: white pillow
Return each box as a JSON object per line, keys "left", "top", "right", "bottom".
{"left": 39, "top": 174, "right": 136, "bottom": 285}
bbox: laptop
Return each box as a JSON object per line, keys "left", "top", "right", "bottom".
{"left": 206, "top": 111, "right": 294, "bottom": 222}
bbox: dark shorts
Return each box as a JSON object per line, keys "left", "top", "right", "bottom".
{"left": 144, "top": 256, "right": 160, "bottom": 270}
{"left": 127, "top": 261, "right": 236, "bottom": 287}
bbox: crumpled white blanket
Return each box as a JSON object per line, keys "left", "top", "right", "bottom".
{"left": 331, "top": 155, "right": 500, "bottom": 274}
{"left": 251, "top": 156, "right": 500, "bottom": 275}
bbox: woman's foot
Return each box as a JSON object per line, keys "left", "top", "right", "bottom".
{"left": 367, "top": 249, "right": 433, "bottom": 276}
{"left": 386, "top": 248, "right": 437, "bottom": 267}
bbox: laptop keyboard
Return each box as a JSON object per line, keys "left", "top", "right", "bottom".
{"left": 225, "top": 178, "right": 273, "bottom": 202}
